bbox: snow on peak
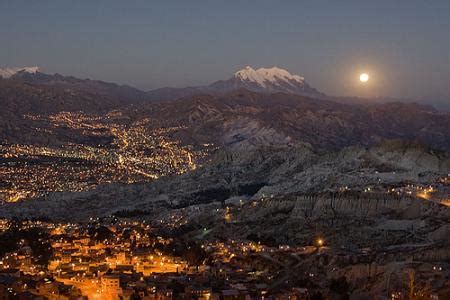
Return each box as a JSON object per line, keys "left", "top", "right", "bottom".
{"left": 0, "top": 66, "right": 39, "bottom": 78}
{"left": 234, "top": 66, "right": 304, "bottom": 87}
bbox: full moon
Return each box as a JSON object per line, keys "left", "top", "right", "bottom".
{"left": 359, "top": 73, "right": 369, "bottom": 82}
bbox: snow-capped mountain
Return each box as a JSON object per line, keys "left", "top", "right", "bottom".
{"left": 147, "top": 66, "right": 322, "bottom": 101}
{"left": 210, "top": 66, "right": 320, "bottom": 96}
{"left": 234, "top": 66, "right": 305, "bottom": 89}
{"left": 0, "top": 66, "right": 39, "bottom": 78}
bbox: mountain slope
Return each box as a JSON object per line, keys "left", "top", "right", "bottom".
{"left": 0, "top": 76, "right": 144, "bottom": 144}
{"left": 136, "top": 90, "right": 450, "bottom": 151}
{"left": 0, "top": 67, "right": 152, "bottom": 143}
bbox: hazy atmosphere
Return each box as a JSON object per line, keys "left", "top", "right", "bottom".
{"left": 1, "top": 0, "right": 450, "bottom": 104}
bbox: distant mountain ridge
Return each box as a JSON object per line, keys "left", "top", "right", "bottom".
{"left": 6, "top": 68, "right": 148, "bottom": 103}
{"left": 2, "top": 65, "right": 447, "bottom": 110}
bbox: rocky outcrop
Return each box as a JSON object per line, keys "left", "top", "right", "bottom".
{"left": 0, "top": 142, "right": 448, "bottom": 221}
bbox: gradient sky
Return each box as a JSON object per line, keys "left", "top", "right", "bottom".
{"left": 1, "top": 1, "right": 450, "bottom": 104}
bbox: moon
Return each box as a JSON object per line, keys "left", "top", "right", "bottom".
{"left": 359, "top": 73, "right": 369, "bottom": 83}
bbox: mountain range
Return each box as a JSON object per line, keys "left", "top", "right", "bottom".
{"left": 1, "top": 65, "right": 319, "bottom": 97}
{"left": 1, "top": 65, "right": 449, "bottom": 151}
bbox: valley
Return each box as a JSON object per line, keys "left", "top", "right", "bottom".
{"left": 0, "top": 66, "right": 448, "bottom": 299}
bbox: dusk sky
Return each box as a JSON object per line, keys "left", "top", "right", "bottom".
{"left": 1, "top": 0, "right": 450, "bottom": 103}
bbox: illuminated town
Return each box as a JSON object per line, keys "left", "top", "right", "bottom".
{"left": 0, "top": 111, "right": 215, "bottom": 203}
{"left": 0, "top": 217, "right": 330, "bottom": 299}
{"left": 0, "top": 176, "right": 449, "bottom": 299}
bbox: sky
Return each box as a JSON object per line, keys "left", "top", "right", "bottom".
{"left": 1, "top": 0, "right": 450, "bottom": 104}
